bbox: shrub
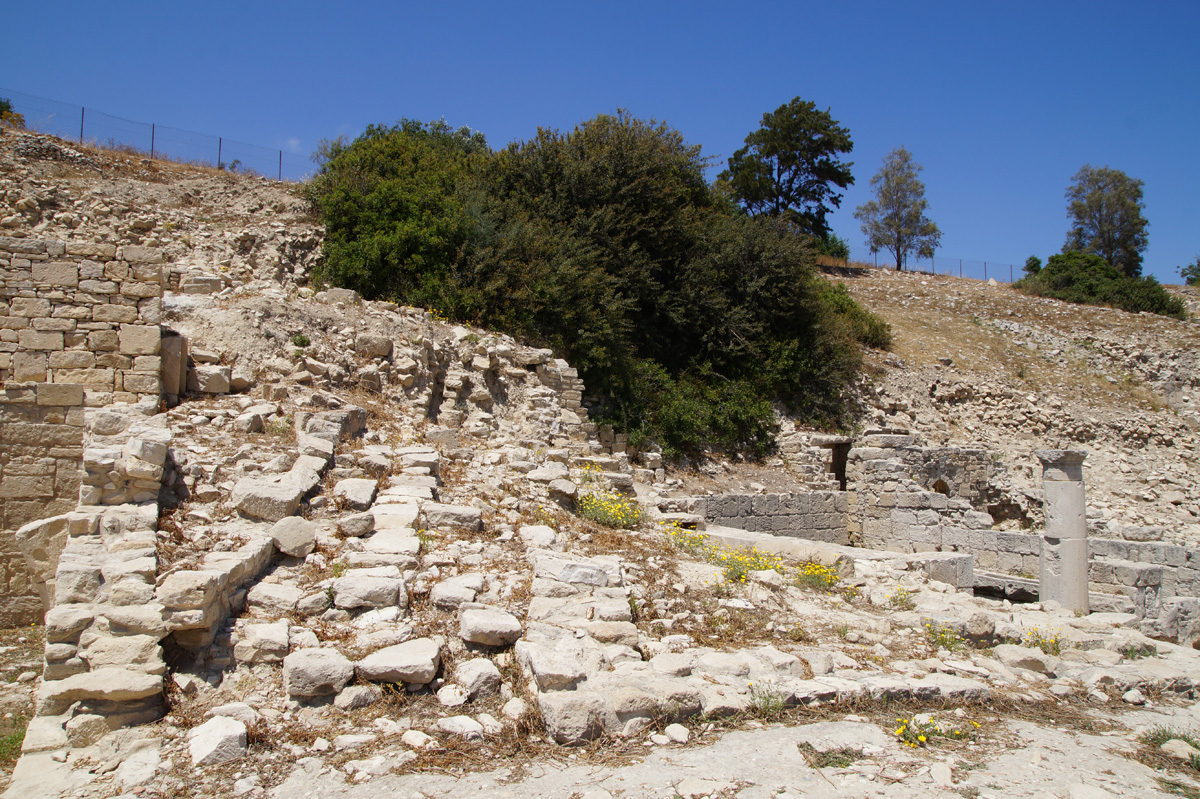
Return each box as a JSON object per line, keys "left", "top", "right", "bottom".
{"left": 0, "top": 98, "right": 25, "bottom": 130}
{"left": 289, "top": 332, "right": 310, "bottom": 348}
{"left": 1014, "top": 251, "right": 1185, "bottom": 319}
{"left": 309, "top": 112, "right": 888, "bottom": 458}
{"left": 1024, "top": 255, "right": 1042, "bottom": 277}
{"left": 1181, "top": 256, "right": 1200, "bottom": 287}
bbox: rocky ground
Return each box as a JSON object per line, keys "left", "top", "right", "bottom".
{"left": 3, "top": 130, "right": 1200, "bottom": 798}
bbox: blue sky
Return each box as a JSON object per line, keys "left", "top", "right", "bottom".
{"left": 4, "top": 1, "right": 1198, "bottom": 282}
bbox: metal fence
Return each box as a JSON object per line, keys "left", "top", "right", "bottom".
{"left": 0, "top": 87, "right": 314, "bottom": 182}
{"left": 846, "top": 247, "right": 1016, "bottom": 284}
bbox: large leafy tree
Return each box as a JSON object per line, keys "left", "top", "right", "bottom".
{"left": 854, "top": 147, "right": 941, "bottom": 271}
{"left": 1064, "top": 164, "right": 1148, "bottom": 277}
{"left": 720, "top": 97, "right": 853, "bottom": 239}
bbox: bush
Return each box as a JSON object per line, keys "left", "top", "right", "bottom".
{"left": 1014, "top": 251, "right": 1185, "bottom": 320}
{"left": 308, "top": 112, "right": 891, "bottom": 458}
{"left": 1024, "top": 255, "right": 1042, "bottom": 277}
{"left": 1181, "top": 256, "right": 1200, "bottom": 287}
{"left": 0, "top": 98, "right": 25, "bottom": 130}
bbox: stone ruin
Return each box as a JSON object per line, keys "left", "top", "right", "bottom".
{"left": 2, "top": 231, "right": 1200, "bottom": 760}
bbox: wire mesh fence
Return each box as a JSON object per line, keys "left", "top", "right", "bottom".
{"left": 846, "top": 248, "right": 1016, "bottom": 284}
{"left": 0, "top": 86, "right": 314, "bottom": 182}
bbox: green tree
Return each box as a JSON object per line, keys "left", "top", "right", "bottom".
{"left": 1064, "top": 164, "right": 1148, "bottom": 277}
{"left": 1178, "top": 254, "right": 1200, "bottom": 286}
{"left": 1024, "top": 255, "right": 1042, "bottom": 277}
{"left": 305, "top": 119, "right": 488, "bottom": 308}
{"left": 0, "top": 97, "right": 25, "bottom": 129}
{"left": 720, "top": 97, "right": 854, "bottom": 238}
{"left": 854, "top": 147, "right": 941, "bottom": 271}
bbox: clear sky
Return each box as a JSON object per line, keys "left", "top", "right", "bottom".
{"left": 4, "top": 1, "right": 1197, "bottom": 282}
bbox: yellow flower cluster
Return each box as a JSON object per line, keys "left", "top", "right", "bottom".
{"left": 887, "top": 586, "right": 915, "bottom": 610}
{"left": 661, "top": 521, "right": 839, "bottom": 591}
{"left": 893, "top": 716, "right": 977, "bottom": 748}
{"left": 924, "top": 621, "right": 963, "bottom": 651}
{"left": 793, "top": 560, "right": 840, "bottom": 591}
{"left": 578, "top": 489, "right": 643, "bottom": 529}
{"left": 1022, "top": 626, "right": 1062, "bottom": 656}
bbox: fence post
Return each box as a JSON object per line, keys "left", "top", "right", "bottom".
{"left": 278, "top": 150, "right": 282, "bottom": 181}
{"left": 984, "top": 262, "right": 988, "bottom": 281}
{"left": 217, "top": 137, "right": 222, "bottom": 169}
{"left": 959, "top": 259, "right": 962, "bottom": 278}
{"left": 1010, "top": 264, "right": 1013, "bottom": 283}
{"left": 79, "top": 107, "right": 85, "bottom": 144}
{"left": 151, "top": 124, "right": 155, "bottom": 159}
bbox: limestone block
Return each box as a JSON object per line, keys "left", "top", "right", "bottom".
{"left": 420, "top": 502, "right": 482, "bottom": 531}
{"left": 88, "top": 329, "right": 121, "bottom": 350}
{"left": 65, "top": 241, "right": 117, "bottom": 259}
{"left": 10, "top": 297, "right": 51, "bottom": 317}
{"left": 184, "top": 364, "right": 231, "bottom": 394}
{"left": 36, "top": 382, "right": 83, "bottom": 406}
{"left": 157, "top": 570, "right": 223, "bottom": 610}
{"left": 18, "top": 329, "right": 63, "bottom": 350}
{"left": 37, "top": 668, "right": 162, "bottom": 715}
{"left": 355, "top": 638, "right": 441, "bottom": 684}
{"left": 332, "top": 574, "right": 405, "bottom": 609}
{"left": 179, "top": 275, "right": 225, "bottom": 294}
{"left": 118, "top": 324, "right": 160, "bottom": 355}
{"left": 33, "top": 262, "right": 79, "bottom": 287}
{"left": 283, "top": 648, "right": 354, "bottom": 697}
{"left": 11, "top": 351, "right": 47, "bottom": 381}
{"left": 270, "top": 517, "right": 316, "bottom": 558}
{"left": 119, "top": 245, "right": 165, "bottom": 264}
{"left": 537, "top": 690, "right": 605, "bottom": 744}
{"left": 354, "top": 334, "right": 393, "bottom": 359}
{"left": 246, "top": 582, "right": 303, "bottom": 615}
{"left": 160, "top": 334, "right": 187, "bottom": 395}
{"left": 82, "top": 635, "right": 163, "bottom": 674}
{"left": 234, "top": 620, "right": 290, "bottom": 664}
{"left": 188, "top": 716, "right": 247, "bottom": 766}
{"left": 455, "top": 658, "right": 502, "bottom": 699}
{"left": 93, "top": 305, "right": 139, "bottom": 323}
{"left": 231, "top": 476, "right": 304, "bottom": 522}
{"left": 430, "top": 573, "right": 484, "bottom": 610}
{"left": 333, "top": 478, "right": 377, "bottom": 511}
{"left": 122, "top": 372, "right": 160, "bottom": 395}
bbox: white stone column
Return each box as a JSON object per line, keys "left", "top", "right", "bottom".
{"left": 1037, "top": 450, "right": 1089, "bottom": 614}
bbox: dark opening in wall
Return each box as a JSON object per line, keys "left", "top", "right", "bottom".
{"left": 932, "top": 478, "right": 950, "bottom": 496}
{"left": 830, "top": 442, "right": 850, "bottom": 491}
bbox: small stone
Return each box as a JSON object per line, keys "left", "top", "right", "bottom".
{"left": 930, "top": 761, "right": 953, "bottom": 786}
{"left": 1162, "top": 739, "right": 1200, "bottom": 761}
{"left": 271, "top": 517, "right": 317, "bottom": 558}
{"left": 335, "top": 684, "right": 381, "bottom": 711}
{"left": 436, "top": 715, "right": 484, "bottom": 739}
{"left": 401, "top": 729, "right": 438, "bottom": 749}
{"left": 664, "top": 723, "right": 690, "bottom": 744}
{"left": 437, "top": 684, "right": 470, "bottom": 707}
{"left": 1122, "top": 688, "right": 1146, "bottom": 705}
{"left": 188, "top": 716, "right": 248, "bottom": 766}
{"left": 459, "top": 606, "right": 523, "bottom": 646}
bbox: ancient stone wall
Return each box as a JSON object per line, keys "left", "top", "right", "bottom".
{"left": 699, "top": 492, "right": 849, "bottom": 545}
{"left": 0, "top": 383, "right": 85, "bottom": 624}
{"left": 0, "top": 235, "right": 166, "bottom": 623}
{"left": 0, "top": 237, "right": 165, "bottom": 400}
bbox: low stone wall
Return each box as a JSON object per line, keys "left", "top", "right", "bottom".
{"left": 698, "top": 492, "right": 849, "bottom": 545}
